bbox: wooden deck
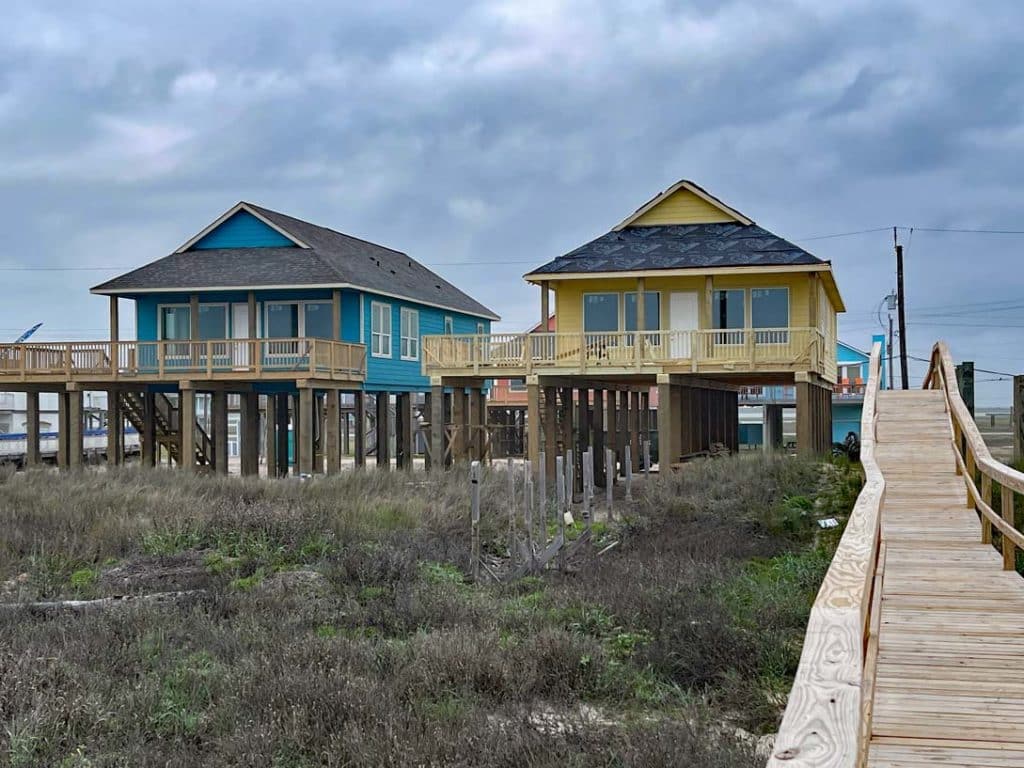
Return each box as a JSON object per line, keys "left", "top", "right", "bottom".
{"left": 867, "top": 389, "right": 1024, "bottom": 766}
{"left": 770, "top": 342, "right": 1024, "bottom": 768}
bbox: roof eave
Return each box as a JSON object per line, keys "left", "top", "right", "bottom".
{"left": 523, "top": 262, "right": 833, "bottom": 283}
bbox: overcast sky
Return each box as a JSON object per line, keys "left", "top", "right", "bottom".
{"left": 1, "top": 0, "right": 1022, "bottom": 404}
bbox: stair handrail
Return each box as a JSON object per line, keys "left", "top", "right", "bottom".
{"left": 768, "top": 341, "right": 885, "bottom": 768}
{"left": 924, "top": 341, "right": 1024, "bottom": 568}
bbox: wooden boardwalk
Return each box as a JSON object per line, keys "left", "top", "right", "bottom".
{"left": 770, "top": 343, "right": 1024, "bottom": 768}
{"left": 867, "top": 389, "right": 1024, "bottom": 766}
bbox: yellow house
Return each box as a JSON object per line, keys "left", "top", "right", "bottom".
{"left": 423, "top": 180, "right": 845, "bottom": 472}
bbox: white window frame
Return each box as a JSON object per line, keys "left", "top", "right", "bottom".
{"left": 371, "top": 301, "right": 392, "bottom": 358}
{"left": 444, "top": 316, "right": 454, "bottom": 335}
{"left": 400, "top": 307, "right": 419, "bottom": 361}
{"left": 476, "top": 322, "right": 486, "bottom": 335}
{"left": 157, "top": 303, "right": 192, "bottom": 341}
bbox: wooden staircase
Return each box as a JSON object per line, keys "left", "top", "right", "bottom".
{"left": 120, "top": 392, "right": 213, "bottom": 467}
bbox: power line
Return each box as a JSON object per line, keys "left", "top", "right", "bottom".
{"left": 794, "top": 227, "right": 895, "bottom": 242}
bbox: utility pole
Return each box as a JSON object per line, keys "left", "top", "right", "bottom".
{"left": 888, "top": 314, "right": 895, "bottom": 390}
{"left": 895, "top": 229, "right": 909, "bottom": 389}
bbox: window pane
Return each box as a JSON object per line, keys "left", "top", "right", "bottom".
{"left": 161, "top": 307, "right": 191, "bottom": 340}
{"left": 267, "top": 303, "right": 299, "bottom": 338}
{"left": 751, "top": 288, "right": 788, "bottom": 328}
{"left": 303, "top": 302, "right": 334, "bottom": 339}
{"left": 198, "top": 305, "right": 227, "bottom": 340}
{"left": 583, "top": 293, "right": 619, "bottom": 333}
{"left": 713, "top": 290, "right": 745, "bottom": 329}
{"left": 624, "top": 292, "right": 661, "bottom": 331}
{"left": 444, "top": 316, "right": 453, "bottom": 334}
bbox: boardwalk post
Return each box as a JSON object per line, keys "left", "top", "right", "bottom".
{"left": 955, "top": 361, "right": 975, "bottom": 417}
{"left": 1002, "top": 484, "right": 1016, "bottom": 570}
{"left": 1014, "top": 376, "right": 1024, "bottom": 464}
{"left": 470, "top": 461, "right": 481, "bottom": 581}
{"left": 624, "top": 444, "right": 633, "bottom": 501}
{"left": 643, "top": 438, "right": 650, "bottom": 478}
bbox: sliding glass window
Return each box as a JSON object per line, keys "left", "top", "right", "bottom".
{"left": 197, "top": 305, "right": 228, "bottom": 340}
{"left": 266, "top": 303, "right": 299, "bottom": 338}
{"left": 712, "top": 289, "right": 745, "bottom": 343}
{"left": 624, "top": 292, "right": 660, "bottom": 343}
{"left": 303, "top": 302, "right": 334, "bottom": 339}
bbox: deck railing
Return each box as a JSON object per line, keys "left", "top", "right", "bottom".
{"left": 423, "top": 327, "right": 826, "bottom": 376}
{"left": 0, "top": 338, "right": 366, "bottom": 381}
{"left": 925, "top": 341, "right": 1024, "bottom": 570}
{"left": 768, "top": 342, "right": 885, "bottom": 767}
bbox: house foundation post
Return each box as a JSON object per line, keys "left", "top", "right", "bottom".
{"left": 592, "top": 389, "right": 605, "bottom": 486}
{"left": 298, "top": 387, "right": 314, "bottom": 475}
{"left": 275, "top": 392, "right": 290, "bottom": 477}
{"left": 141, "top": 391, "right": 157, "bottom": 468}
{"left": 429, "top": 384, "right": 445, "bottom": 471}
{"left": 468, "top": 388, "right": 482, "bottom": 462}
{"left": 527, "top": 381, "right": 541, "bottom": 476}
{"left": 353, "top": 392, "right": 366, "bottom": 468}
{"left": 629, "top": 390, "right": 641, "bottom": 472}
{"left": 241, "top": 391, "right": 260, "bottom": 476}
{"left": 375, "top": 392, "right": 390, "bottom": 470}
{"left": 396, "top": 392, "right": 413, "bottom": 470}
{"left": 264, "top": 395, "right": 277, "bottom": 473}
{"left": 106, "top": 390, "right": 123, "bottom": 466}
{"left": 67, "top": 387, "right": 84, "bottom": 468}
{"left": 179, "top": 385, "right": 197, "bottom": 473}
{"left": 657, "top": 377, "right": 680, "bottom": 469}
{"left": 325, "top": 389, "right": 341, "bottom": 475}
{"left": 576, "top": 388, "right": 590, "bottom": 494}
{"left": 211, "top": 390, "right": 229, "bottom": 475}
{"left": 543, "top": 385, "right": 557, "bottom": 481}
{"left": 25, "top": 391, "right": 41, "bottom": 468}
{"left": 451, "top": 388, "right": 467, "bottom": 462}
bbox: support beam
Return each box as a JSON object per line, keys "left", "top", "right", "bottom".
{"left": 247, "top": 291, "right": 257, "bottom": 339}
{"left": 629, "top": 390, "right": 640, "bottom": 472}
{"left": 375, "top": 393, "right": 390, "bottom": 469}
{"left": 265, "top": 396, "right": 277, "bottom": 474}
{"left": 606, "top": 386, "right": 618, "bottom": 478}
{"left": 764, "top": 403, "right": 784, "bottom": 451}
{"left": 275, "top": 392, "right": 290, "bottom": 477}
{"left": 354, "top": 392, "right": 366, "bottom": 468}
{"left": 468, "top": 388, "right": 483, "bottom": 462}
{"left": 618, "top": 390, "right": 629, "bottom": 476}
{"left": 180, "top": 387, "right": 197, "bottom": 473}
{"left": 313, "top": 393, "right": 325, "bottom": 473}
{"left": 142, "top": 392, "right": 157, "bottom": 468}
{"left": 543, "top": 386, "right": 557, "bottom": 481}
{"left": 241, "top": 391, "right": 260, "bottom": 476}
{"left": 68, "top": 390, "right": 84, "bottom": 468}
{"left": 430, "top": 385, "right": 445, "bottom": 471}
{"left": 527, "top": 382, "right": 541, "bottom": 476}
{"left": 796, "top": 380, "right": 831, "bottom": 456}
{"left": 212, "top": 390, "right": 229, "bottom": 475}
{"left": 658, "top": 378, "right": 680, "bottom": 469}
{"left": 396, "top": 392, "right": 413, "bottom": 470}
{"left": 25, "top": 391, "right": 41, "bottom": 467}
{"left": 576, "top": 388, "right": 590, "bottom": 494}
{"left": 106, "top": 390, "right": 123, "bottom": 466}
{"left": 452, "top": 388, "right": 467, "bottom": 462}
{"left": 592, "top": 389, "right": 605, "bottom": 486}
{"left": 332, "top": 289, "right": 342, "bottom": 340}
{"left": 540, "top": 280, "right": 549, "bottom": 330}
{"left": 298, "top": 387, "right": 315, "bottom": 475}
{"left": 325, "top": 390, "right": 340, "bottom": 475}
{"left": 559, "top": 387, "right": 573, "bottom": 458}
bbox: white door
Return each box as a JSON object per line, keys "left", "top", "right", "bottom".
{"left": 669, "top": 292, "right": 699, "bottom": 358}
{"left": 231, "top": 303, "right": 250, "bottom": 367}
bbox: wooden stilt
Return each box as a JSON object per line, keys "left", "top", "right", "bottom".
{"left": 353, "top": 392, "right": 366, "bottom": 468}
{"left": 180, "top": 386, "right": 197, "bottom": 473}
{"left": 241, "top": 391, "right": 260, "bottom": 476}
{"left": 212, "top": 390, "right": 229, "bottom": 475}
{"left": 325, "top": 389, "right": 340, "bottom": 475}
{"left": 25, "top": 391, "right": 41, "bottom": 468}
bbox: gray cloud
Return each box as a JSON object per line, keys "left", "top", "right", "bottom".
{"left": 0, "top": 0, "right": 1023, "bottom": 402}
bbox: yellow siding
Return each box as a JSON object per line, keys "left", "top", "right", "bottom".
{"left": 630, "top": 188, "right": 737, "bottom": 226}
{"left": 551, "top": 272, "right": 827, "bottom": 335}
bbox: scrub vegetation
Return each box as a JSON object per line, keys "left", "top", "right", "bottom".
{"left": 0, "top": 454, "right": 860, "bottom": 767}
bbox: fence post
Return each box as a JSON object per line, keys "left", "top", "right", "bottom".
{"left": 507, "top": 456, "right": 516, "bottom": 564}
{"left": 643, "top": 439, "right": 651, "bottom": 478}
{"left": 556, "top": 455, "right": 566, "bottom": 572}
{"left": 524, "top": 464, "right": 535, "bottom": 555}
{"left": 583, "top": 449, "right": 593, "bottom": 531}
{"left": 566, "top": 448, "right": 574, "bottom": 512}
{"left": 470, "top": 461, "right": 481, "bottom": 581}
{"left": 624, "top": 444, "right": 633, "bottom": 502}
{"left": 606, "top": 448, "right": 614, "bottom": 517}
{"left": 539, "top": 449, "right": 547, "bottom": 534}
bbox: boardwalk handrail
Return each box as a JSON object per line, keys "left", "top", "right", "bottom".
{"left": 768, "top": 341, "right": 885, "bottom": 767}
{"left": 924, "top": 341, "right": 1024, "bottom": 569}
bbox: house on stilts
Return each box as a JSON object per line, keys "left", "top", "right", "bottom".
{"left": 0, "top": 202, "right": 497, "bottom": 474}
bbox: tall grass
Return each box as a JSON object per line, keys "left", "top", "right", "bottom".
{"left": 0, "top": 455, "right": 860, "bottom": 766}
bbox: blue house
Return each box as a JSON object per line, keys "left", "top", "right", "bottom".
{"left": 739, "top": 335, "right": 886, "bottom": 447}
{"left": 84, "top": 202, "right": 498, "bottom": 476}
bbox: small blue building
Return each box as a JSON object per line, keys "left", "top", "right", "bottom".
{"left": 85, "top": 202, "right": 498, "bottom": 476}
{"left": 739, "top": 335, "right": 886, "bottom": 447}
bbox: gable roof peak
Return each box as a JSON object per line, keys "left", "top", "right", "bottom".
{"left": 613, "top": 179, "right": 754, "bottom": 230}
{"left": 175, "top": 201, "right": 309, "bottom": 252}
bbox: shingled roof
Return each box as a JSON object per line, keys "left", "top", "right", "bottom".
{"left": 91, "top": 202, "right": 499, "bottom": 321}
{"left": 526, "top": 222, "right": 824, "bottom": 276}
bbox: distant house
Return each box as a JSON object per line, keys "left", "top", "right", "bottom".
{"left": 1, "top": 202, "right": 497, "bottom": 475}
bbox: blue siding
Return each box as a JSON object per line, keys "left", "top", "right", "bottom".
{"left": 361, "top": 292, "right": 488, "bottom": 391}
{"left": 130, "top": 287, "right": 491, "bottom": 393}
{"left": 191, "top": 210, "right": 296, "bottom": 249}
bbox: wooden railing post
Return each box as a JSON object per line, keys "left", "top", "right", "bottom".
{"left": 1002, "top": 485, "right": 1016, "bottom": 570}
{"left": 206, "top": 340, "right": 213, "bottom": 377}
{"left": 982, "top": 474, "right": 993, "bottom": 544}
